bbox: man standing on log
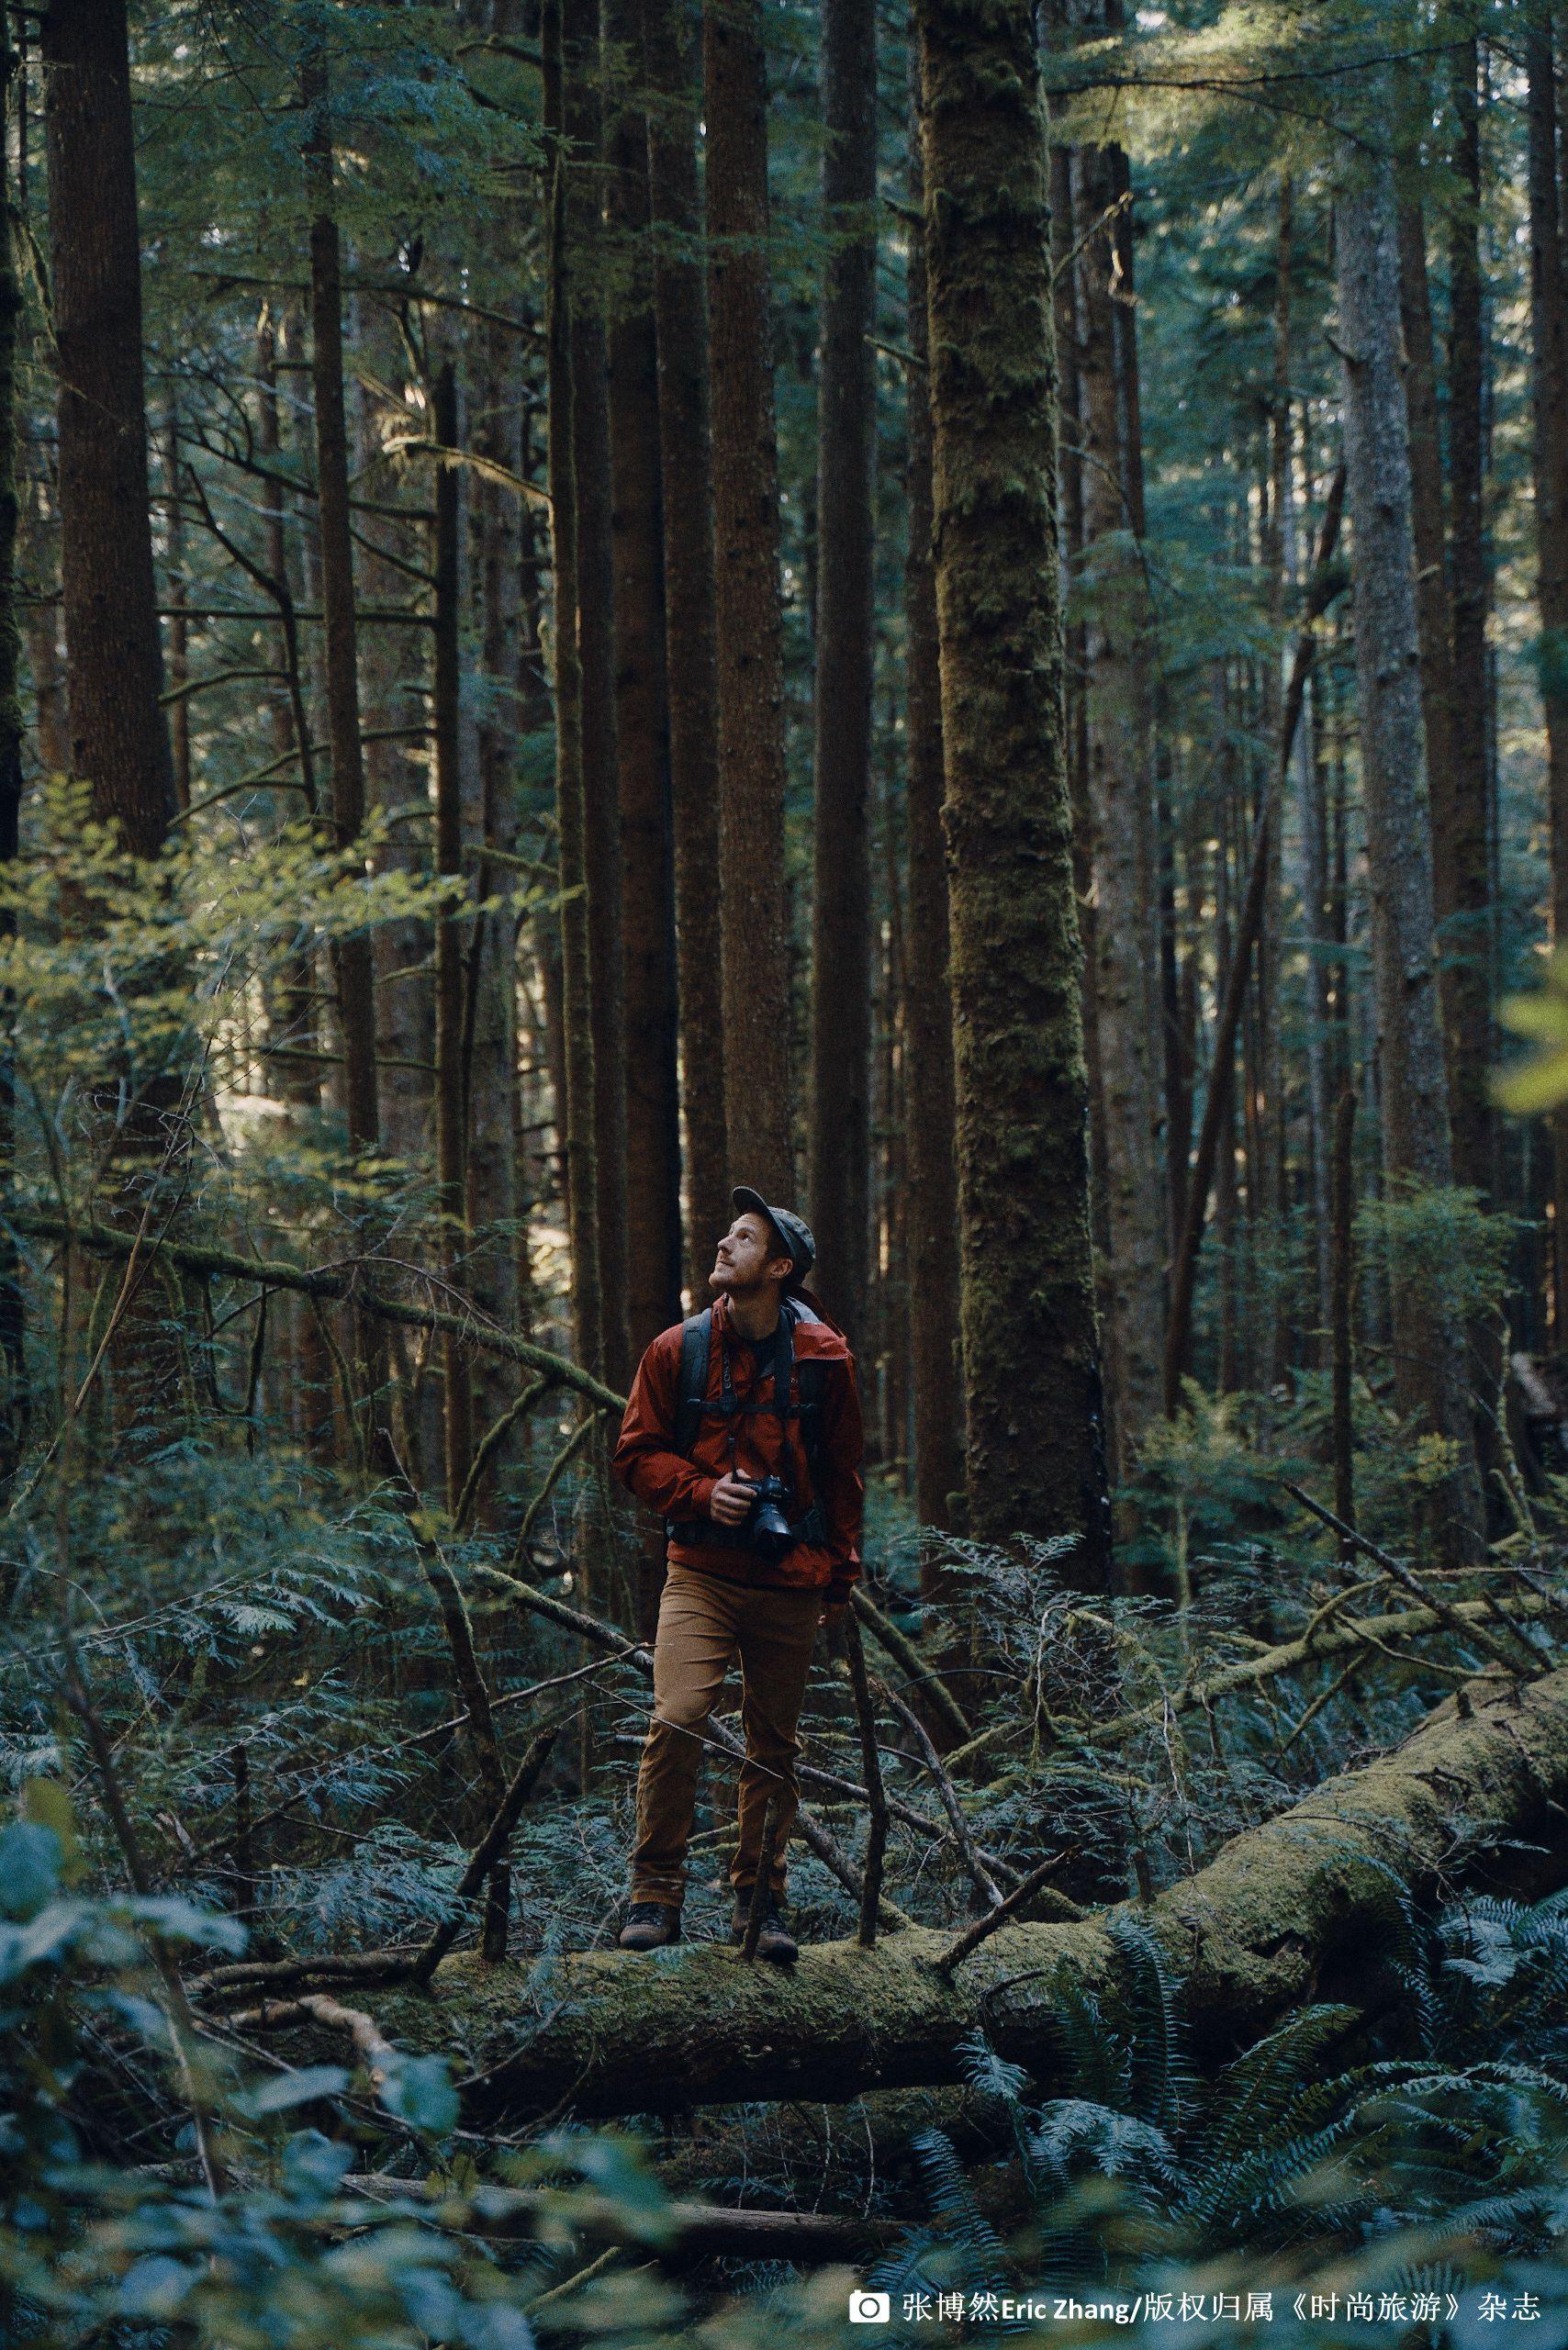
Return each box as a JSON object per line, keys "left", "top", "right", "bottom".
{"left": 612, "top": 1188, "right": 865, "bottom": 1961}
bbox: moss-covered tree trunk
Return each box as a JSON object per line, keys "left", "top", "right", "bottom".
{"left": 914, "top": 0, "right": 1110, "bottom": 1572}
{"left": 1335, "top": 146, "right": 1484, "bottom": 1561}
{"left": 902, "top": 49, "right": 964, "bottom": 1543}
{"left": 807, "top": 0, "right": 878, "bottom": 1337}
{"left": 704, "top": 0, "right": 793, "bottom": 1200}
{"left": 644, "top": 0, "right": 730, "bottom": 1291}
{"left": 1068, "top": 106, "right": 1165, "bottom": 1483}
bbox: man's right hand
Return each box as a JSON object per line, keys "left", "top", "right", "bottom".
{"left": 708, "top": 1472, "right": 755, "bottom": 1528}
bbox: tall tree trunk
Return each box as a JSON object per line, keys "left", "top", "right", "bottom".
{"left": 878, "top": 764, "right": 912, "bottom": 1482}
{"left": 432, "top": 361, "right": 472, "bottom": 1512}
{"left": 914, "top": 0, "right": 1111, "bottom": 1575}
{"left": 1215, "top": 766, "right": 1240, "bottom": 1395}
{"left": 42, "top": 0, "right": 174, "bottom": 857}
{"left": 44, "top": 0, "right": 186, "bottom": 1426}
{"left": 25, "top": 477, "right": 67, "bottom": 778}
{"left": 808, "top": 0, "right": 878, "bottom": 1337}
{"left": 567, "top": 3, "right": 633, "bottom": 1391}
{"left": 544, "top": 0, "right": 604, "bottom": 1388}
{"left": 1258, "top": 190, "right": 1293, "bottom": 1395}
{"left": 704, "top": 0, "right": 793, "bottom": 1199}
{"left": 1048, "top": 129, "right": 1108, "bottom": 1264}
{"left": 254, "top": 302, "right": 333, "bottom": 1459}
{"left": 1443, "top": 35, "right": 1493, "bottom": 1200}
{"left": 301, "top": 42, "right": 379, "bottom": 1161}
{"left": 1069, "top": 116, "right": 1164, "bottom": 1478}
{"left": 1397, "top": 205, "right": 1457, "bottom": 962}
{"left": 1334, "top": 147, "right": 1484, "bottom": 1561}
{"left": 162, "top": 408, "right": 190, "bottom": 813}
{"left": 902, "top": 47, "right": 964, "bottom": 1541}
{"left": 605, "top": 0, "right": 682, "bottom": 1360}
{"left": 1526, "top": 11, "right": 1568, "bottom": 1333}
{"left": 1300, "top": 650, "right": 1334, "bottom": 1350}
{"left": 644, "top": 0, "right": 729, "bottom": 1291}
{"left": 0, "top": 6, "right": 26, "bottom": 1485}
{"left": 468, "top": 308, "right": 524, "bottom": 1483}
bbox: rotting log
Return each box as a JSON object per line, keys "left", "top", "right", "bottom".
{"left": 252, "top": 1665, "right": 1568, "bottom": 2119}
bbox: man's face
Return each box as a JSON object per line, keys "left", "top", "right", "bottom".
{"left": 711, "top": 1212, "right": 793, "bottom": 1297}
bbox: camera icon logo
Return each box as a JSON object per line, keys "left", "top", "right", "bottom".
{"left": 849, "top": 2291, "right": 891, "bottom": 2323}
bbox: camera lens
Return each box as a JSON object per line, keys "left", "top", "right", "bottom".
{"left": 747, "top": 1477, "right": 796, "bottom": 1564}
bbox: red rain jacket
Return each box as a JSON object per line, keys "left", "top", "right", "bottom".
{"left": 612, "top": 1292, "right": 864, "bottom": 1596}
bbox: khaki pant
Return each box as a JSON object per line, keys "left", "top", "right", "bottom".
{"left": 631, "top": 1562, "right": 823, "bottom": 1907}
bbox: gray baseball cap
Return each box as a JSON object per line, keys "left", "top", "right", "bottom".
{"left": 732, "top": 1186, "right": 816, "bottom": 1288}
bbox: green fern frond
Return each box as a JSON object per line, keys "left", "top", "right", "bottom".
{"left": 1045, "top": 1974, "right": 1135, "bottom": 2109}
{"left": 1105, "top": 1914, "right": 1197, "bottom": 2131}
{"left": 1028, "top": 2098, "right": 1178, "bottom": 2188}
{"left": 1198, "top": 2003, "right": 1361, "bottom": 2174}
{"left": 909, "top": 2126, "right": 1009, "bottom": 2289}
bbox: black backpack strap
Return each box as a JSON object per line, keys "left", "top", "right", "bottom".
{"left": 782, "top": 1298, "right": 829, "bottom": 1539}
{"left": 673, "top": 1308, "right": 712, "bottom": 1459}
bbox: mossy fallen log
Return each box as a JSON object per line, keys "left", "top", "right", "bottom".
{"left": 267, "top": 1666, "right": 1568, "bottom": 2120}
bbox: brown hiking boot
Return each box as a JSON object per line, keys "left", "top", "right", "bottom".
{"left": 731, "top": 1888, "right": 799, "bottom": 1963}
{"left": 618, "top": 1900, "right": 681, "bottom": 1951}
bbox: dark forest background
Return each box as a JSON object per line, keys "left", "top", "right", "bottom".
{"left": 10, "top": 2, "right": 1568, "bottom": 2344}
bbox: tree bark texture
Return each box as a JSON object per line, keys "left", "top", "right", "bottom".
{"left": 604, "top": 0, "right": 682, "bottom": 1360}
{"left": 359, "top": 1665, "right": 1568, "bottom": 2119}
{"left": 1334, "top": 152, "right": 1483, "bottom": 1558}
{"left": 42, "top": 0, "right": 174, "bottom": 857}
{"left": 807, "top": 0, "right": 878, "bottom": 1339}
{"left": 914, "top": 0, "right": 1110, "bottom": 1572}
{"left": 902, "top": 50, "right": 965, "bottom": 1539}
{"left": 1069, "top": 130, "right": 1164, "bottom": 1479}
{"left": 704, "top": 0, "right": 794, "bottom": 1200}
{"left": 644, "top": 0, "right": 730, "bottom": 1292}
{"left": 43, "top": 0, "right": 192, "bottom": 1425}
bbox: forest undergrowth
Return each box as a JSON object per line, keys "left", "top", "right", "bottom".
{"left": 7, "top": 1341, "right": 1568, "bottom": 2347}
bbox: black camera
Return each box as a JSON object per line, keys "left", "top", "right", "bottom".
{"left": 737, "top": 1475, "right": 796, "bottom": 1565}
